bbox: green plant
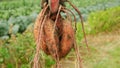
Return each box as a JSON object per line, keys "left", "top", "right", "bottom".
{"left": 0, "top": 30, "right": 35, "bottom": 68}
{"left": 0, "top": 20, "right": 9, "bottom": 37}
{"left": 1, "top": 0, "right": 119, "bottom": 20}
{"left": 88, "top": 6, "right": 120, "bottom": 34}
{"left": 0, "top": 28, "right": 58, "bottom": 68}
{"left": 0, "top": 12, "right": 37, "bottom": 39}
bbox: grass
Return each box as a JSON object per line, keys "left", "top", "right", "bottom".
{"left": 88, "top": 6, "right": 120, "bottom": 34}
{"left": 81, "top": 30, "right": 120, "bottom": 68}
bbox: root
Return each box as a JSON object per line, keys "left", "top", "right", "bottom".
{"left": 74, "top": 40, "right": 83, "bottom": 68}
{"left": 61, "top": 6, "right": 77, "bottom": 32}
{"left": 67, "top": 0, "right": 89, "bottom": 52}
{"left": 66, "top": 1, "right": 89, "bottom": 68}
{"left": 61, "top": 8, "right": 71, "bottom": 21}
{"left": 33, "top": 1, "right": 88, "bottom": 68}
{"left": 33, "top": 4, "right": 48, "bottom": 68}
{"left": 53, "top": 5, "right": 62, "bottom": 68}
{"left": 33, "top": 15, "right": 47, "bottom": 68}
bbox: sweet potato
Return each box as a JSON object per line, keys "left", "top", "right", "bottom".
{"left": 34, "top": 13, "right": 75, "bottom": 59}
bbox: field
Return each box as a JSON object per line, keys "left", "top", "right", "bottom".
{"left": 0, "top": 0, "right": 120, "bottom": 68}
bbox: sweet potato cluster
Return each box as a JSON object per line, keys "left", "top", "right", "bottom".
{"left": 34, "top": 10, "right": 75, "bottom": 60}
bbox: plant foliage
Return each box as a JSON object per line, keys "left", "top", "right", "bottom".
{"left": 88, "top": 6, "right": 120, "bottom": 34}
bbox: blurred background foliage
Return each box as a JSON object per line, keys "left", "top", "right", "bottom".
{"left": 0, "top": 0, "right": 120, "bottom": 68}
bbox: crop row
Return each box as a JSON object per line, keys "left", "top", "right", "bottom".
{"left": 0, "top": 0, "right": 120, "bottom": 39}
{"left": 0, "top": 12, "right": 37, "bottom": 39}
{"left": 0, "top": 0, "right": 40, "bottom": 10}
{"left": 0, "top": 0, "right": 118, "bottom": 20}
{"left": 79, "top": 0, "right": 120, "bottom": 20}
{"left": 0, "top": 6, "right": 40, "bottom": 20}
{"left": 0, "top": 0, "right": 115, "bottom": 10}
